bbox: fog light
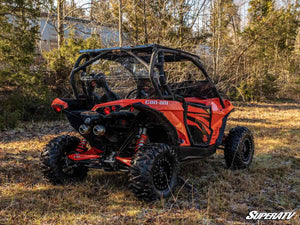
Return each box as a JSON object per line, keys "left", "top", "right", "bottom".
{"left": 79, "top": 124, "right": 91, "bottom": 135}
{"left": 93, "top": 125, "right": 106, "bottom": 136}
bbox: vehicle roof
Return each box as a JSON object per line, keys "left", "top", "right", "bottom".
{"left": 79, "top": 44, "right": 200, "bottom": 62}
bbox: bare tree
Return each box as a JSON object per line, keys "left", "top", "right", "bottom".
{"left": 143, "top": 0, "right": 148, "bottom": 44}
{"left": 119, "top": 0, "right": 123, "bottom": 47}
{"left": 90, "top": 0, "right": 94, "bottom": 21}
{"left": 70, "top": 0, "right": 75, "bottom": 17}
{"left": 57, "top": 0, "right": 64, "bottom": 49}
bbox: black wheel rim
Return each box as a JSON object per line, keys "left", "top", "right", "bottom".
{"left": 241, "top": 138, "right": 252, "bottom": 163}
{"left": 152, "top": 155, "right": 174, "bottom": 191}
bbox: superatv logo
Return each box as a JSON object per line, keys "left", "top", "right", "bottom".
{"left": 145, "top": 100, "right": 169, "bottom": 105}
{"left": 246, "top": 210, "right": 296, "bottom": 220}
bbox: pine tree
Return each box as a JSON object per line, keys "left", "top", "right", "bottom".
{"left": 0, "top": 0, "right": 41, "bottom": 93}
{"left": 0, "top": 0, "right": 45, "bottom": 128}
{"left": 241, "top": 0, "right": 299, "bottom": 100}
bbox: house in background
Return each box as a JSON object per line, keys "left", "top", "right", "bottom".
{"left": 38, "top": 12, "right": 123, "bottom": 52}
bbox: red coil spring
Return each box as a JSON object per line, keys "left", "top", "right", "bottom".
{"left": 135, "top": 134, "right": 147, "bottom": 152}
{"left": 76, "top": 138, "right": 88, "bottom": 152}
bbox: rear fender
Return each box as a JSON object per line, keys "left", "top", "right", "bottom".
{"left": 131, "top": 103, "right": 179, "bottom": 146}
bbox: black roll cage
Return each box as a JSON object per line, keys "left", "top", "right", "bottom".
{"left": 70, "top": 44, "right": 225, "bottom": 108}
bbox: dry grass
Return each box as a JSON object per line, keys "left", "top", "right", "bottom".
{"left": 0, "top": 102, "right": 299, "bottom": 224}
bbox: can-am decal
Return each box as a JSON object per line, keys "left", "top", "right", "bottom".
{"left": 145, "top": 100, "right": 169, "bottom": 105}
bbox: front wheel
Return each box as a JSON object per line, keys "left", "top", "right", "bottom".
{"left": 224, "top": 126, "right": 255, "bottom": 170}
{"left": 40, "top": 135, "right": 88, "bottom": 184}
{"left": 129, "top": 143, "right": 179, "bottom": 201}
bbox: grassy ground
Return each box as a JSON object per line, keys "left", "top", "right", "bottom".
{"left": 0, "top": 102, "right": 299, "bottom": 224}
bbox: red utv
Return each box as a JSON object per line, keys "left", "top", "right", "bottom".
{"left": 40, "top": 44, "right": 254, "bottom": 201}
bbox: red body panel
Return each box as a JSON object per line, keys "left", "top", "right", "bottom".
{"left": 91, "top": 97, "right": 234, "bottom": 147}
{"left": 67, "top": 98, "right": 233, "bottom": 166}
{"left": 92, "top": 99, "right": 190, "bottom": 145}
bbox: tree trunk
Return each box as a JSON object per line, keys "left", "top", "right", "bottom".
{"left": 90, "top": 0, "right": 94, "bottom": 21}
{"left": 143, "top": 0, "right": 148, "bottom": 45}
{"left": 71, "top": 0, "right": 75, "bottom": 17}
{"left": 119, "top": 0, "right": 123, "bottom": 47}
{"left": 212, "top": 0, "right": 216, "bottom": 78}
{"left": 215, "top": 0, "right": 221, "bottom": 81}
{"left": 134, "top": 0, "right": 138, "bottom": 44}
{"left": 57, "top": 0, "right": 64, "bottom": 49}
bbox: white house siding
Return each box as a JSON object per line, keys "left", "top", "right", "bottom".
{"left": 38, "top": 15, "right": 120, "bottom": 52}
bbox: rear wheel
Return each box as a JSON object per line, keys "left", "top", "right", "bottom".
{"left": 40, "top": 135, "right": 88, "bottom": 184}
{"left": 129, "top": 143, "right": 179, "bottom": 201}
{"left": 224, "top": 126, "right": 254, "bottom": 169}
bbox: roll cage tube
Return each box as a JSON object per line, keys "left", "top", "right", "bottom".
{"left": 70, "top": 52, "right": 111, "bottom": 99}
{"left": 148, "top": 48, "right": 225, "bottom": 108}
{"left": 70, "top": 46, "right": 224, "bottom": 108}
{"left": 70, "top": 54, "right": 88, "bottom": 99}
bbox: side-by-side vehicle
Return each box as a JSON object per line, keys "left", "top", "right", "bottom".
{"left": 40, "top": 44, "right": 254, "bottom": 201}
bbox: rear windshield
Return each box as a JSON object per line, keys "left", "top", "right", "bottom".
{"left": 74, "top": 54, "right": 150, "bottom": 98}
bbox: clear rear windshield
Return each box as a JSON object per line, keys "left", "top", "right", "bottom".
{"left": 74, "top": 54, "right": 150, "bottom": 99}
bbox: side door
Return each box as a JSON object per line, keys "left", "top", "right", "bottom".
{"left": 185, "top": 102, "right": 213, "bottom": 146}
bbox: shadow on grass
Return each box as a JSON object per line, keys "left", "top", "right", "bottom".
{"left": 229, "top": 118, "right": 268, "bottom": 123}
{"left": 234, "top": 102, "right": 300, "bottom": 110}
{"left": 179, "top": 153, "right": 299, "bottom": 211}
{"left": 0, "top": 164, "right": 138, "bottom": 222}
{"left": 0, "top": 183, "right": 139, "bottom": 222}
{"left": 0, "top": 121, "right": 74, "bottom": 143}
{"left": 0, "top": 149, "right": 130, "bottom": 191}
{"left": 0, "top": 150, "right": 43, "bottom": 185}
{"left": 1, "top": 148, "right": 299, "bottom": 224}
{"left": 226, "top": 122, "right": 299, "bottom": 137}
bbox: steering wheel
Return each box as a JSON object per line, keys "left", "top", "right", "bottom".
{"left": 126, "top": 89, "right": 138, "bottom": 99}
{"left": 126, "top": 88, "right": 155, "bottom": 99}
{"left": 81, "top": 72, "right": 121, "bottom": 102}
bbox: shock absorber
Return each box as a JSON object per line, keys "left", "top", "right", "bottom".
{"left": 76, "top": 138, "right": 88, "bottom": 152}
{"left": 135, "top": 128, "right": 147, "bottom": 152}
